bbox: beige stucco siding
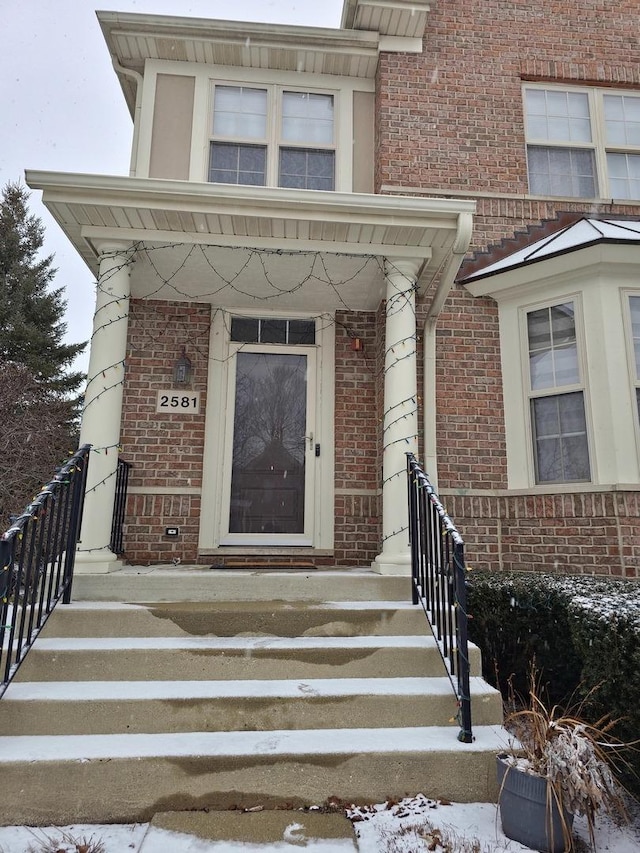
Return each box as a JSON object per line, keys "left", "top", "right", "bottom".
{"left": 352, "top": 91, "right": 374, "bottom": 193}
{"left": 149, "top": 74, "right": 195, "bottom": 180}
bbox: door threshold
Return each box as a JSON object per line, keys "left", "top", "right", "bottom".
{"left": 201, "top": 548, "right": 334, "bottom": 557}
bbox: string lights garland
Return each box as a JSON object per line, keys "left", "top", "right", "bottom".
{"left": 78, "top": 240, "right": 422, "bottom": 554}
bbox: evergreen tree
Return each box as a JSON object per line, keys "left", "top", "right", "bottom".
{"left": 0, "top": 182, "right": 85, "bottom": 393}
{"left": 0, "top": 182, "right": 86, "bottom": 522}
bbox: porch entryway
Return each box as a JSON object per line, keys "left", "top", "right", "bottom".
{"left": 25, "top": 173, "right": 475, "bottom": 572}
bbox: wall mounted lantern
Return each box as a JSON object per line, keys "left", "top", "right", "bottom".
{"left": 173, "top": 348, "right": 192, "bottom": 385}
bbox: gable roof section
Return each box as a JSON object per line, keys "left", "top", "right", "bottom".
{"left": 460, "top": 217, "right": 640, "bottom": 285}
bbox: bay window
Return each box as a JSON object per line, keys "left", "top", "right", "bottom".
{"left": 628, "top": 295, "right": 640, "bottom": 422}
{"left": 526, "top": 302, "right": 591, "bottom": 483}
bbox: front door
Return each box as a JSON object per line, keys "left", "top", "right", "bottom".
{"left": 220, "top": 345, "right": 316, "bottom": 545}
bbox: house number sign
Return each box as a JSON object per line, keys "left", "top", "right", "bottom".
{"left": 156, "top": 390, "right": 200, "bottom": 414}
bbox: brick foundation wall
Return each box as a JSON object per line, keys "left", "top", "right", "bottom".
{"left": 443, "top": 491, "right": 640, "bottom": 578}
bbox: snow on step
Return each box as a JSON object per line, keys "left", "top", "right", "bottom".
{"left": 57, "top": 600, "right": 419, "bottom": 611}
{"left": 5, "top": 675, "right": 491, "bottom": 702}
{"left": 0, "top": 725, "right": 509, "bottom": 762}
{"left": 31, "top": 635, "right": 436, "bottom": 651}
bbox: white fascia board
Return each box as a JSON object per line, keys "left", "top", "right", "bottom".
{"left": 464, "top": 244, "right": 640, "bottom": 300}
{"left": 25, "top": 171, "right": 475, "bottom": 226}
{"left": 97, "top": 11, "right": 379, "bottom": 48}
{"left": 378, "top": 36, "right": 424, "bottom": 53}
{"left": 97, "top": 11, "right": 380, "bottom": 66}
{"left": 79, "top": 226, "right": 433, "bottom": 261}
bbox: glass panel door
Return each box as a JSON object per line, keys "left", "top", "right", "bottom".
{"left": 221, "top": 346, "right": 315, "bottom": 544}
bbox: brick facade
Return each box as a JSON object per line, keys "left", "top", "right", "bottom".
{"left": 114, "top": 1, "right": 640, "bottom": 576}
{"left": 375, "top": 0, "right": 640, "bottom": 577}
{"left": 333, "top": 311, "right": 382, "bottom": 565}
{"left": 119, "top": 302, "right": 384, "bottom": 567}
{"left": 120, "top": 299, "right": 210, "bottom": 565}
{"left": 444, "top": 491, "right": 640, "bottom": 579}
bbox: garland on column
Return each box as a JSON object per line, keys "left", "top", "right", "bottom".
{"left": 79, "top": 244, "right": 423, "bottom": 553}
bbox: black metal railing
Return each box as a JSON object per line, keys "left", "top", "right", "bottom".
{"left": 110, "top": 457, "right": 131, "bottom": 555}
{"left": 406, "top": 452, "right": 473, "bottom": 743}
{"left": 0, "top": 444, "right": 90, "bottom": 697}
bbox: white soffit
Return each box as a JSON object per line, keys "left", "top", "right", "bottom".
{"left": 97, "top": 11, "right": 382, "bottom": 114}
{"left": 342, "top": 0, "right": 430, "bottom": 38}
{"left": 462, "top": 218, "right": 640, "bottom": 293}
{"left": 25, "top": 171, "right": 474, "bottom": 308}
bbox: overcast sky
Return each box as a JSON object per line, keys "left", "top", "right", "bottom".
{"left": 1, "top": 0, "right": 345, "bottom": 372}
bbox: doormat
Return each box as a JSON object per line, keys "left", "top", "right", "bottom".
{"left": 209, "top": 560, "right": 317, "bottom": 571}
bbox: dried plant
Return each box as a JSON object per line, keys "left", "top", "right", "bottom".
{"left": 503, "top": 666, "right": 632, "bottom": 848}
{"left": 25, "top": 828, "right": 106, "bottom": 853}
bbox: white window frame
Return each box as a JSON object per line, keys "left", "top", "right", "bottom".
{"left": 208, "top": 81, "right": 337, "bottom": 190}
{"left": 521, "top": 296, "right": 592, "bottom": 485}
{"left": 523, "top": 83, "right": 640, "bottom": 200}
{"left": 622, "top": 290, "right": 640, "bottom": 455}
{"left": 198, "top": 309, "right": 335, "bottom": 554}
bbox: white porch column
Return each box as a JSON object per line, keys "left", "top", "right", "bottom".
{"left": 76, "top": 242, "right": 134, "bottom": 574}
{"left": 374, "top": 258, "right": 421, "bottom": 575}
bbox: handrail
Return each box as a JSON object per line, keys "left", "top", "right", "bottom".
{"left": 0, "top": 445, "right": 91, "bottom": 698}
{"left": 406, "top": 452, "right": 473, "bottom": 743}
{"left": 110, "top": 457, "right": 131, "bottom": 555}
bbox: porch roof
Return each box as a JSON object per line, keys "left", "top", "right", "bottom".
{"left": 25, "top": 171, "right": 475, "bottom": 311}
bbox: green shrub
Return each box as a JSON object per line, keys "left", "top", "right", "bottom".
{"left": 466, "top": 571, "right": 640, "bottom": 792}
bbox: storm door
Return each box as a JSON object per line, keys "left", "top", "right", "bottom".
{"left": 220, "top": 344, "right": 316, "bottom": 545}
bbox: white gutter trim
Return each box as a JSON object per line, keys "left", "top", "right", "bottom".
{"left": 25, "top": 171, "right": 476, "bottom": 221}
{"left": 112, "top": 60, "right": 143, "bottom": 176}
{"left": 422, "top": 211, "right": 474, "bottom": 486}
{"left": 425, "top": 211, "right": 473, "bottom": 322}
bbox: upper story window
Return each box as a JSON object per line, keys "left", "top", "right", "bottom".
{"left": 209, "top": 84, "right": 335, "bottom": 191}
{"left": 524, "top": 86, "right": 640, "bottom": 199}
{"left": 526, "top": 301, "right": 591, "bottom": 483}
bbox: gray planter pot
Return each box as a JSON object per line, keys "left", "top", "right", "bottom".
{"left": 497, "top": 754, "right": 574, "bottom": 853}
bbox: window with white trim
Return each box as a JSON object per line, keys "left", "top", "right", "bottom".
{"left": 524, "top": 86, "right": 640, "bottom": 199}
{"left": 525, "top": 301, "right": 591, "bottom": 483}
{"left": 628, "top": 295, "right": 640, "bottom": 422}
{"left": 209, "top": 84, "right": 335, "bottom": 190}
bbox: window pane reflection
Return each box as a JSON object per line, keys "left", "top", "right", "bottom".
{"left": 229, "top": 352, "right": 307, "bottom": 534}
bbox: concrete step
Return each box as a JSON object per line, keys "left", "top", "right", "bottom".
{"left": 140, "top": 811, "right": 358, "bottom": 851}
{"left": 17, "top": 633, "right": 482, "bottom": 681}
{"left": 71, "top": 569, "right": 409, "bottom": 603}
{"left": 0, "top": 676, "right": 503, "bottom": 734}
{"left": 41, "top": 600, "right": 427, "bottom": 638}
{"left": 0, "top": 725, "right": 507, "bottom": 825}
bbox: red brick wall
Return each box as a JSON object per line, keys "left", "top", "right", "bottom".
{"left": 376, "top": 0, "right": 640, "bottom": 195}
{"left": 444, "top": 491, "right": 640, "bottom": 578}
{"left": 376, "top": 0, "right": 640, "bottom": 576}
{"left": 120, "top": 299, "right": 211, "bottom": 564}
{"left": 119, "top": 303, "right": 383, "bottom": 567}
{"left": 334, "top": 310, "right": 381, "bottom": 565}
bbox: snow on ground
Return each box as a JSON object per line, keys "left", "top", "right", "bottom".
{"left": 0, "top": 795, "right": 639, "bottom": 852}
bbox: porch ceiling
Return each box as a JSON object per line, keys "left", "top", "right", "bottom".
{"left": 25, "top": 172, "right": 475, "bottom": 311}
